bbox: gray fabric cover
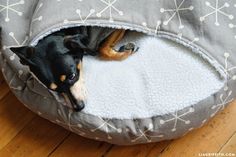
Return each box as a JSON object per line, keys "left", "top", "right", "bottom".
{"left": 0, "top": 0, "right": 236, "bottom": 145}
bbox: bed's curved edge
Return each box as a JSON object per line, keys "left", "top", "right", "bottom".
{"left": 29, "top": 20, "right": 228, "bottom": 82}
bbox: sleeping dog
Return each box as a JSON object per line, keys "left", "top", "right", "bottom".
{"left": 10, "top": 27, "right": 137, "bottom": 111}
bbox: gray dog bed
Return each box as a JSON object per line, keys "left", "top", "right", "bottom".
{"left": 0, "top": 0, "right": 236, "bottom": 145}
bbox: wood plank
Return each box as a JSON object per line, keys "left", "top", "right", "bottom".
{"left": 159, "top": 100, "right": 236, "bottom": 157}
{"left": 105, "top": 144, "right": 155, "bottom": 157}
{"left": 219, "top": 132, "right": 236, "bottom": 154}
{"left": 49, "top": 133, "right": 111, "bottom": 157}
{"left": 0, "top": 82, "right": 10, "bottom": 100}
{"left": 105, "top": 141, "right": 170, "bottom": 157}
{"left": 146, "top": 140, "right": 172, "bottom": 157}
{"left": 0, "top": 72, "right": 4, "bottom": 83}
{"left": 0, "top": 116, "right": 70, "bottom": 157}
{"left": 0, "top": 92, "right": 35, "bottom": 150}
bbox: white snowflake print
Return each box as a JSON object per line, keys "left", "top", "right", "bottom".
{"left": 188, "top": 37, "right": 199, "bottom": 45}
{"left": 3, "top": 32, "right": 28, "bottom": 61}
{"left": 160, "top": 107, "right": 195, "bottom": 132}
{"left": 1, "top": 60, "right": 24, "bottom": 91}
{"left": 160, "top": 0, "right": 194, "bottom": 29}
{"left": 63, "top": 9, "right": 95, "bottom": 24}
{"left": 210, "top": 90, "right": 233, "bottom": 117}
{"left": 0, "top": 0, "right": 24, "bottom": 22}
{"left": 229, "top": 23, "right": 236, "bottom": 40}
{"left": 54, "top": 108, "right": 85, "bottom": 136}
{"left": 141, "top": 21, "right": 162, "bottom": 34}
{"left": 177, "top": 33, "right": 200, "bottom": 45}
{"left": 131, "top": 124, "right": 164, "bottom": 143}
{"left": 8, "top": 72, "right": 23, "bottom": 90}
{"left": 223, "top": 52, "right": 236, "bottom": 80}
{"left": 96, "top": 0, "right": 123, "bottom": 23}
{"left": 30, "top": 3, "right": 43, "bottom": 36}
{"left": 200, "top": 0, "right": 234, "bottom": 26}
{"left": 31, "top": 3, "right": 43, "bottom": 23}
{"left": 90, "top": 117, "right": 122, "bottom": 140}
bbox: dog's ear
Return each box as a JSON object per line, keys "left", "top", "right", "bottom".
{"left": 63, "top": 34, "right": 88, "bottom": 50}
{"left": 10, "top": 46, "right": 36, "bottom": 65}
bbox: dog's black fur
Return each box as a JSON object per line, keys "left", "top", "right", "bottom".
{"left": 10, "top": 28, "right": 89, "bottom": 111}
{"left": 10, "top": 26, "right": 137, "bottom": 112}
{"left": 10, "top": 27, "right": 117, "bottom": 111}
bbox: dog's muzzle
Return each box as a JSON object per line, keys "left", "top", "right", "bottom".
{"left": 62, "top": 78, "right": 87, "bottom": 112}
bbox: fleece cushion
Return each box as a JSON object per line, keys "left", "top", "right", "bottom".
{"left": 0, "top": 0, "right": 236, "bottom": 145}
{"left": 83, "top": 31, "right": 224, "bottom": 119}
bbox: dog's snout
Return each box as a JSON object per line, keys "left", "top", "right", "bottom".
{"left": 65, "top": 89, "right": 85, "bottom": 112}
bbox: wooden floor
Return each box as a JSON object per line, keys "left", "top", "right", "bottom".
{"left": 0, "top": 72, "right": 236, "bottom": 157}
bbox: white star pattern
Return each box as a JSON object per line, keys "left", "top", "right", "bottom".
{"left": 160, "top": 107, "right": 195, "bottom": 132}
{"left": 90, "top": 117, "right": 122, "bottom": 140}
{"left": 0, "top": 0, "right": 24, "bottom": 22}
{"left": 177, "top": 33, "right": 200, "bottom": 45}
{"left": 141, "top": 21, "right": 162, "bottom": 34}
{"left": 131, "top": 124, "right": 164, "bottom": 143}
{"left": 210, "top": 90, "right": 233, "bottom": 117}
{"left": 31, "top": 3, "right": 43, "bottom": 23}
{"left": 96, "top": 0, "right": 123, "bottom": 22}
{"left": 160, "top": 0, "right": 194, "bottom": 29}
{"left": 200, "top": 0, "right": 234, "bottom": 26}
{"left": 223, "top": 52, "right": 236, "bottom": 80}
{"left": 1, "top": 59, "right": 23, "bottom": 91}
{"left": 63, "top": 9, "right": 95, "bottom": 24}
{"left": 0, "top": 0, "right": 236, "bottom": 144}
{"left": 54, "top": 109, "right": 85, "bottom": 136}
{"left": 229, "top": 22, "right": 236, "bottom": 39}
{"left": 8, "top": 72, "right": 23, "bottom": 90}
{"left": 30, "top": 3, "right": 43, "bottom": 36}
{"left": 3, "top": 32, "right": 28, "bottom": 61}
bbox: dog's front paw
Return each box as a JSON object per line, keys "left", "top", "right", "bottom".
{"left": 119, "top": 42, "right": 139, "bottom": 53}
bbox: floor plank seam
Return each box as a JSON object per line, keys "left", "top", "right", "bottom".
{"left": 145, "top": 142, "right": 169, "bottom": 157}
{"left": 101, "top": 144, "right": 114, "bottom": 157}
{"left": 0, "top": 90, "right": 10, "bottom": 101}
{"left": 158, "top": 140, "right": 173, "bottom": 156}
{"left": 47, "top": 132, "right": 71, "bottom": 157}
{"left": 0, "top": 115, "right": 36, "bottom": 152}
{"left": 217, "top": 131, "right": 236, "bottom": 153}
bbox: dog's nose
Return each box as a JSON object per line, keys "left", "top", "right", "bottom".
{"left": 65, "top": 90, "right": 85, "bottom": 112}
{"left": 72, "top": 101, "right": 85, "bottom": 112}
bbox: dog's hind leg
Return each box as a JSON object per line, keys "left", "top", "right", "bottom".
{"left": 98, "top": 29, "right": 136, "bottom": 61}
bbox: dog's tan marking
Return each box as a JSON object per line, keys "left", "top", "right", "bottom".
{"left": 70, "top": 63, "right": 87, "bottom": 101}
{"left": 50, "top": 83, "right": 58, "bottom": 90}
{"left": 99, "top": 29, "right": 133, "bottom": 61}
{"left": 60, "top": 75, "right": 66, "bottom": 82}
{"left": 77, "top": 62, "right": 82, "bottom": 70}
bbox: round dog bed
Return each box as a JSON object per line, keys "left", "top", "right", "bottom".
{"left": 0, "top": 0, "right": 236, "bottom": 145}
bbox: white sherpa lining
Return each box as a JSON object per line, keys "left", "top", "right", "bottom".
{"left": 81, "top": 31, "right": 225, "bottom": 119}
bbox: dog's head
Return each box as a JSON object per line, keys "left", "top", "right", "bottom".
{"left": 10, "top": 43, "right": 82, "bottom": 90}
{"left": 10, "top": 35, "right": 86, "bottom": 111}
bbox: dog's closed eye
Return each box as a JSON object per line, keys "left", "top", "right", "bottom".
{"left": 68, "top": 73, "right": 76, "bottom": 81}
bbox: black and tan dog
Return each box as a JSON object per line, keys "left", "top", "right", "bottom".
{"left": 10, "top": 27, "right": 137, "bottom": 111}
